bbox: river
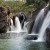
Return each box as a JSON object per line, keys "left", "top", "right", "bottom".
{"left": 0, "top": 33, "right": 50, "bottom": 50}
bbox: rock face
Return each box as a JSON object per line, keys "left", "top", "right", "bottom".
{"left": 46, "top": 27, "right": 50, "bottom": 42}
{"left": 25, "top": 34, "right": 38, "bottom": 40}
{"left": 44, "top": 3, "right": 50, "bottom": 16}
{"left": 0, "top": 6, "right": 8, "bottom": 33}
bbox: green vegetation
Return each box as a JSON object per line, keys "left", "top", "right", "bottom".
{"left": 0, "top": 0, "right": 49, "bottom": 13}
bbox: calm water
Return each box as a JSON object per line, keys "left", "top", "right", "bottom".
{"left": 0, "top": 39, "right": 50, "bottom": 50}
{"left": 0, "top": 33, "right": 50, "bottom": 50}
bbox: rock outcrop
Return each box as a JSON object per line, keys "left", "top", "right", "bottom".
{"left": 46, "top": 27, "right": 50, "bottom": 42}
{"left": 0, "top": 6, "right": 8, "bottom": 33}
{"left": 44, "top": 3, "right": 50, "bottom": 16}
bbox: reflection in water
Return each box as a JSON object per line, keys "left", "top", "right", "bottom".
{"left": 45, "top": 43, "right": 50, "bottom": 50}
{"left": 27, "top": 42, "right": 45, "bottom": 50}
{"left": 0, "top": 38, "right": 50, "bottom": 50}
{"left": 26, "top": 42, "right": 50, "bottom": 50}
{"left": 0, "top": 33, "right": 50, "bottom": 50}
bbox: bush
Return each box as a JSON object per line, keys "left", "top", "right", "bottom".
{"left": 0, "top": 0, "right": 48, "bottom": 13}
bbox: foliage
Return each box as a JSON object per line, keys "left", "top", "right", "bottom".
{"left": 0, "top": 0, "right": 49, "bottom": 13}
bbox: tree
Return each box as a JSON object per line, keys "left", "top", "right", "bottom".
{"left": 26, "top": 0, "right": 35, "bottom": 4}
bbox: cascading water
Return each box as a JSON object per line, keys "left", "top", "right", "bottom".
{"left": 14, "top": 17, "right": 22, "bottom": 32}
{"left": 23, "top": 21, "right": 28, "bottom": 32}
{"left": 37, "top": 11, "right": 50, "bottom": 42}
{"left": 7, "top": 16, "right": 28, "bottom": 33}
{"left": 7, "top": 5, "right": 50, "bottom": 42}
{"left": 32, "top": 8, "right": 44, "bottom": 33}
{"left": 7, "top": 17, "right": 22, "bottom": 33}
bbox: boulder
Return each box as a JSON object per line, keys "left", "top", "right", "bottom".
{"left": 25, "top": 34, "right": 38, "bottom": 40}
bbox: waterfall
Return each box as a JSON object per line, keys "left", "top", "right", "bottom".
{"left": 37, "top": 11, "right": 50, "bottom": 42}
{"left": 7, "top": 16, "right": 28, "bottom": 33}
{"left": 23, "top": 21, "right": 28, "bottom": 32}
{"left": 7, "top": 17, "right": 22, "bottom": 33}
{"left": 7, "top": 7, "right": 50, "bottom": 42}
{"left": 14, "top": 17, "right": 22, "bottom": 31}
{"left": 28, "top": 7, "right": 50, "bottom": 42}
{"left": 32, "top": 8, "right": 44, "bottom": 33}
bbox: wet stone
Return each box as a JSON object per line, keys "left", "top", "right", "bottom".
{"left": 25, "top": 34, "right": 38, "bottom": 40}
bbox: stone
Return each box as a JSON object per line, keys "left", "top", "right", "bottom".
{"left": 0, "top": 6, "right": 8, "bottom": 33}
{"left": 25, "top": 34, "right": 38, "bottom": 40}
{"left": 46, "top": 27, "right": 50, "bottom": 42}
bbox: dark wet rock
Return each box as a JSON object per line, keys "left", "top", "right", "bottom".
{"left": 26, "top": 21, "right": 35, "bottom": 34}
{"left": 44, "top": 3, "right": 50, "bottom": 16}
{"left": 25, "top": 34, "right": 38, "bottom": 40}
{"left": 0, "top": 25, "right": 8, "bottom": 33}
{"left": 0, "top": 17, "right": 8, "bottom": 33}
{"left": 46, "top": 27, "right": 50, "bottom": 42}
{"left": 0, "top": 6, "right": 8, "bottom": 33}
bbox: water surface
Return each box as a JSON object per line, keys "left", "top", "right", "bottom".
{"left": 0, "top": 38, "right": 50, "bottom": 50}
